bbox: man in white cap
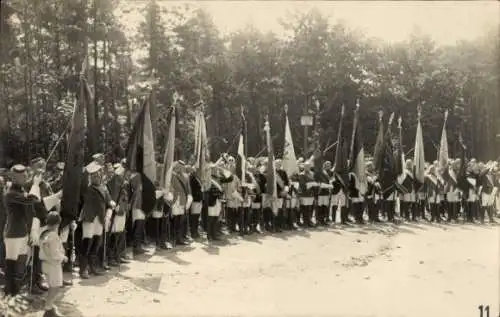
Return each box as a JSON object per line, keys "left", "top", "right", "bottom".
{"left": 398, "top": 159, "right": 416, "bottom": 222}
{"left": 249, "top": 160, "right": 265, "bottom": 233}
{"left": 3, "top": 164, "right": 42, "bottom": 297}
{"left": 223, "top": 156, "right": 244, "bottom": 234}
{"left": 316, "top": 161, "right": 333, "bottom": 226}
{"left": 188, "top": 164, "right": 203, "bottom": 239}
{"left": 206, "top": 161, "right": 233, "bottom": 241}
{"left": 79, "top": 162, "right": 115, "bottom": 279}
{"left": 298, "top": 160, "right": 316, "bottom": 227}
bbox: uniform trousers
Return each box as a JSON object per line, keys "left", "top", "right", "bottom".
{"left": 367, "top": 199, "right": 380, "bottom": 222}
{"left": 465, "top": 200, "right": 479, "bottom": 222}
{"left": 189, "top": 202, "right": 202, "bottom": 238}
{"left": 430, "top": 203, "right": 441, "bottom": 222}
{"left": 151, "top": 210, "right": 170, "bottom": 246}
{"left": 299, "top": 197, "right": 314, "bottom": 227}
{"left": 316, "top": 195, "right": 330, "bottom": 225}
{"left": 105, "top": 214, "right": 128, "bottom": 264}
{"left": 207, "top": 200, "right": 222, "bottom": 240}
{"left": 80, "top": 217, "right": 104, "bottom": 276}
{"left": 351, "top": 201, "right": 364, "bottom": 224}
{"left": 383, "top": 200, "right": 396, "bottom": 222}
{"left": 3, "top": 235, "right": 29, "bottom": 296}
{"left": 250, "top": 202, "right": 262, "bottom": 233}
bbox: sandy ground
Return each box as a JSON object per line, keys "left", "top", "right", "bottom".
{"left": 29, "top": 222, "right": 499, "bottom": 317}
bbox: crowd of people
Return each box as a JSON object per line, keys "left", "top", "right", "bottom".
{"left": 0, "top": 151, "right": 499, "bottom": 317}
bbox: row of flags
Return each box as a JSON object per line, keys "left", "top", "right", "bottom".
{"left": 59, "top": 71, "right": 464, "bottom": 221}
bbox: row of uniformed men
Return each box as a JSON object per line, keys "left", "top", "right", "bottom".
{"left": 1, "top": 152, "right": 498, "bottom": 295}
{"left": 217, "top": 155, "right": 499, "bottom": 235}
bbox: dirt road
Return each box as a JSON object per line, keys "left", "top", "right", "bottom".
{"left": 37, "top": 222, "right": 499, "bottom": 317}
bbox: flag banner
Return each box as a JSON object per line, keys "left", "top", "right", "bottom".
{"left": 264, "top": 118, "right": 278, "bottom": 215}
{"left": 413, "top": 109, "right": 425, "bottom": 185}
{"left": 373, "top": 111, "right": 385, "bottom": 176}
{"left": 438, "top": 110, "right": 449, "bottom": 171}
{"left": 125, "top": 95, "right": 157, "bottom": 214}
{"left": 394, "top": 117, "right": 404, "bottom": 176}
{"left": 282, "top": 105, "right": 299, "bottom": 176}
{"left": 60, "top": 78, "right": 87, "bottom": 224}
{"left": 333, "top": 105, "right": 349, "bottom": 188}
{"left": 350, "top": 103, "right": 367, "bottom": 195}
{"left": 236, "top": 107, "right": 247, "bottom": 183}
{"left": 161, "top": 107, "right": 176, "bottom": 193}
{"left": 380, "top": 113, "right": 398, "bottom": 197}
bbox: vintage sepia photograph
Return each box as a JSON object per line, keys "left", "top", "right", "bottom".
{"left": 0, "top": 0, "right": 499, "bottom": 316}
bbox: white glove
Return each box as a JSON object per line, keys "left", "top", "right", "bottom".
{"left": 105, "top": 208, "right": 113, "bottom": 230}
{"left": 186, "top": 194, "right": 193, "bottom": 210}
{"left": 109, "top": 200, "right": 117, "bottom": 209}
{"left": 163, "top": 191, "right": 174, "bottom": 202}
{"left": 284, "top": 186, "right": 289, "bottom": 193}
{"left": 70, "top": 221, "right": 78, "bottom": 231}
{"left": 30, "top": 218, "right": 40, "bottom": 245}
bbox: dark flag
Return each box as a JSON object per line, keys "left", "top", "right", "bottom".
{"left": 125, "top": 95, "right": 156, "bottom": 215}
{"left": 349, "top": 101, "right": 367, "bottom": 195}
{"left": 380, "top": 113, "right": 398, "bottom": 198}
{"left": 373, "top": 111, "right": 385, "bottom": 175}
{"left": 457, "top": 132, "right": 470, "bottom": 193}
{"left": 60, "top": 76, "right": 88, "bottom": 226}
{"left": 264, "top": 117, "right": 278, "bottom": 214}
{"left": 333, "top": 105, "right": 349, "bottom": 188}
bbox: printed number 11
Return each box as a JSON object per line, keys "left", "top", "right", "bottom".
{"left": 478, "top": 305, "right": 489, "bottom": 317}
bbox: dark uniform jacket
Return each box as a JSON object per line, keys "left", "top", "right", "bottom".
{"left": 80, "top": 184, "right": 113, "bottom": 224}
{"left": 3, "top": 184, "right": 39, "bottom": 238}
{"left": 299, "top": 170, "right": 316, "bottom": 197}
{"left": 316, "top": 169, "right": 331, "bottom": 196}
{"left": 189, "top": 173, "right": 203, "bottom": 203}
{"left": 207, "top": 174, "right": 233, "bottom": 207}
{"left": 366, "top": 175, "right": 381, "bottom": 200}
{"left": 253, "top": 172, "right": 266, "bottom": 203}
{"left": 478, "top": 172, "right": 494, "bottom": 195}
{"left": 107, "top": 174, "right": 129, "bottom": 216}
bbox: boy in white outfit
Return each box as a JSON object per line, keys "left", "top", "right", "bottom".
{"left": 39, "top": 211, "right": 67, "bottom": 317}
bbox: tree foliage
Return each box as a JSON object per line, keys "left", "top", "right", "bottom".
{"left": 0, "top": 1, "right": 498, "bottom": 167}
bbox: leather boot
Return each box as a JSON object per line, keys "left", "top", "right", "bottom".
{"left": 117, "top": 233, "right": 131, "bottom": 264}
{"left": 206, "top": 216, "right": 214, "bottom": 241}
{"left": 273, "top": 213, "right": 282, "bottom": 233}
{"left": 107, "top": 234, "right": 119, "bottom": 267}
{"left": 242, "top": 208, "right": 250, "bottom": 234}
{"left": 79, "top": 238, "right": 90, "bottom": 279}
{"left": 133, "top": 220, "right": 147, "bottom": 255}
{"left": 175, "top": 215, "right": 188, "bottom": 245}
{"left": 487, "top": 207, "right": 496, "bottom": 223}
{"left": 4, "top": 259, "right": 15, "bottom": 296}
{"left": 190, "top": 214, "right": 200, "bottom": 239}
{"left": 89, "top": 236, "right": 105, "bottom": 276}
{"left": 238, "top": 208, "right": 246, "bottom": 236}
{"left": 331, "top": 207, "right": 337, "bottom": 224}
{"left": 307, "top": 206, "right": 315, "bottom": 227}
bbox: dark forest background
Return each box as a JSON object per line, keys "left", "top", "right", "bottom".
{"left": 0, "top": 0, "right": 498, "bottom": 167}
